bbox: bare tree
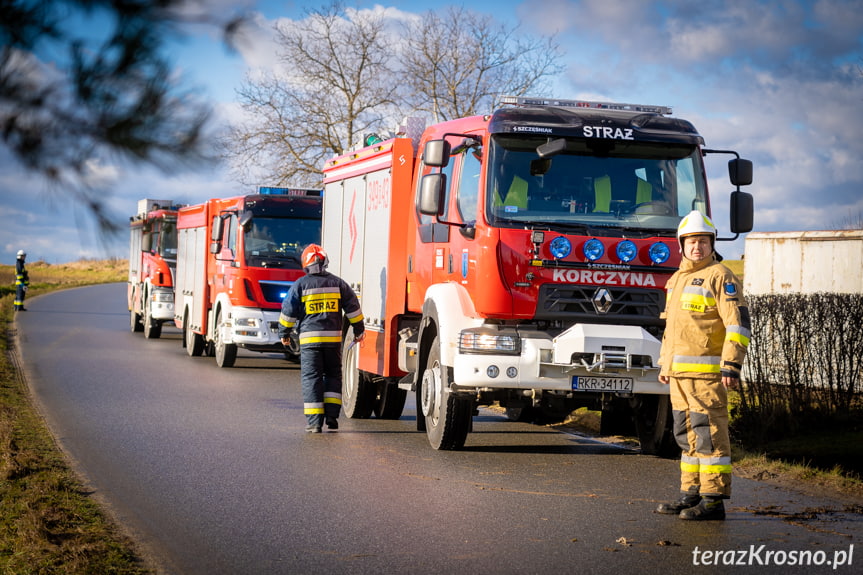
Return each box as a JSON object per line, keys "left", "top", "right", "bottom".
{"left": 225, "top": 2, "right": 398, "bottom": 187}
{"left": 0, "top": 0, "right": 243, "bottom": 231}
{"left": 224, "top": 3, "right": 563, "bottom": 187}
{"left": 399, "top": 7, "right": 563, "bottom": 121}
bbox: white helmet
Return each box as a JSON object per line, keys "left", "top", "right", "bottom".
{"left": 16, "top": 250, "right": 26, "bottom": 259}
{"left": 677, "top": 211, "right": 716, "bottom": 248}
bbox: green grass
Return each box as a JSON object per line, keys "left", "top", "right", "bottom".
{"left": 1, "top": 260, "right": 150, "bottom": 574}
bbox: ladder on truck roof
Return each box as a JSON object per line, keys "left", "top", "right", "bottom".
{"left": 500, "top": 95, "right": 672, "bottom": 116}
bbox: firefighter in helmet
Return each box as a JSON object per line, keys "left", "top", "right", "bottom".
{"left": 656, "top": 211, "right": 750, "bottom": 520}
{"left": 278, "top": 244, "right": 365, "bottom": 433}
{"left": 14, "top": 250, "right": 29, "bottom": 311}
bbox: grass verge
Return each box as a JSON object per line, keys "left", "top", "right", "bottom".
{"left": 1, "top": 260, "right": 150, "bottom": 574}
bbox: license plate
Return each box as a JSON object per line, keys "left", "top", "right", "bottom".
{"left": 572, "top": 375, "right": 633, "bottom": 392}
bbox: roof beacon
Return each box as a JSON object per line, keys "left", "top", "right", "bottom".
{"left": 500, "top": 95, "right": 672, "bottom": 116}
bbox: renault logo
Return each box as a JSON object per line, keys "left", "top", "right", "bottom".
{"left": 592, "top": 287, "right": 613, "bottom": 314}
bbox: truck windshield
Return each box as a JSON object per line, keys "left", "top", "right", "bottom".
{"left": 243, "top": 216, "right": 322, "bottom": 268}
{"left": 158, "top": 219, "right": 178, "bottom": 259}
{"left": 486, "top": 135, "right": 707, "bottom": 236}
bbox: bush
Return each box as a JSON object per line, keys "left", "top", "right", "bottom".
{"left": 736, "top": 293, "right": 863, "bottom": 444}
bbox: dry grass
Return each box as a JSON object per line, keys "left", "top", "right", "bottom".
{"left": 1, "top": 259, "right": 149, "bottom": 574}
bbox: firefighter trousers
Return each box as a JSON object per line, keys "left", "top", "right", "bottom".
{"left": 14, "top": 284, "right": 26, "bottom": 310}
{"left": 669, "top": 376, "right": 732, "bottom": 498}
{"left": 300, "top": 345, "right": 343, "bottom": 427}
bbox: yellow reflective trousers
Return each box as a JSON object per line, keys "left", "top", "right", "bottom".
{"left": 669, "top": 376, "right": 732, "bottom": 498}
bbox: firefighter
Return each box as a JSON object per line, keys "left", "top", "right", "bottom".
{"left": 14, "top": 250, "right": 29, "bottom": 312}
{"left": 278, "top": 244, "right": 365, "bottom": 433}
{"left": 656, "top": 211, "right": 750, "bottom": 520}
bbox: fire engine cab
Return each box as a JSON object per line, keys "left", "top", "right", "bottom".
{"left": 322, "top": 97, "right": 753, "bottom": 451}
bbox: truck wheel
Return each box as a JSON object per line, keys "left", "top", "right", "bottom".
{"left": 342, "top": 330, "right": 374, "bottom": 418}
{"left": 130, "top": 308, "right": 143, "bottom": 333}
{"left": 143, "top": 301, "right": 162, "bottom": 339}
{"left": 373, "top": 379, "right": 407, "bottom": 420}
{"left": 184, "top": 311, "right": 204, "bottom": 357}
{"left": 214, "top": 309, "right": 237, "bottom": 368}
{"left": 423, "top": 336, "right": 472, "bottom": 450}
{"left": 632, "top": 394, "right": 676, "bottom": 457}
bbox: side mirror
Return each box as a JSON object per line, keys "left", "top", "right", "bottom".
{"left": 418, "top": 173, "right": 447, "bottom": 215}
{"left": 422, "top": 140, "right": 451, "bottom": 168}
{"left": 141, "top": 233, "right": 152, "bottom": 253}
{"left": 728, "top": 158, "right": 753, "bottom": 187}
{"left": 730, "top": 190, "right": 754, "bottom": 234}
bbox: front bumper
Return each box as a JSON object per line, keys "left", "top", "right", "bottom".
{"left": 227, "top": 307, "right": 283, "bottom": 348}
{"left": 452, "top": 323, "right": 667, "bottom": 395}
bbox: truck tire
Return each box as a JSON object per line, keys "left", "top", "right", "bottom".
{"left": 143, "top": 299, "right": 162, "bottom": 339}
{"left": 423, "top": 336, "right": 472, "bottom": 450}
{"left": 632, "top": 394, "right": 676, "bottom": 457}
{"left": 373, "top": 380, "right": 407, "bottom": 420}
{"left": 214, "top": 309, "right": 237, "bottom": 368}
{"left": 342, "top": 330, "right": 374, "bottom": 418}
{"left": 130, "top": 308, "right": 143, "bottom": 333}
{"left": 184, "top": 310, "right": 204, "bottom": 357}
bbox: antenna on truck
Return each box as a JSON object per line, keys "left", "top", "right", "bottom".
{"left": 500, "top": 95, "right": 672, "bottom": 116}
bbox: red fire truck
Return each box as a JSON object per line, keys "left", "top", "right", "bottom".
{"left": 174, "top": 189, "right": 322, "bottom": 367}
{"left": 128, "top": 199, "right": 180, "bottom": 339}
{"left": 322, "top": 97, "right": 753, "bottom": 451}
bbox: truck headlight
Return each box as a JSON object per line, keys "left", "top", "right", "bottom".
{"left": 234, "top": 317, "right": 259, "bottom": 327}
{"left": 152, "top": 291, "right": 173, "bottom": 303}
{"left": 459, "top": 328, "right": 521, "bottom": 355}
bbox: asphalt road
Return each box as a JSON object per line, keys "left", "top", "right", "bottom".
{"left": 13, "top": 284, "right": 862, "bottom": 574}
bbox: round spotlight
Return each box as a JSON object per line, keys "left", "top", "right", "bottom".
{"left": 583, "top": 239, "right": 605, "bottom": 261}
{"left": 487, "top": 365, "right": 500, "bottom": 378}
{"left": 549, "top": 236, "right": 572, "bottom": 259}
{"left": 616, "top": 240, "right": 637, "bottom": 262}
{"left": 648, "top": 242, "right": 671, "bottom": 264}
{"left": 506, "top": 367, "right": 518, "bottom": 378}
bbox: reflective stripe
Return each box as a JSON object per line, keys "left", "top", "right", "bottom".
{"left": 345, "top": 309, "right": 363, "bottom": 322}
{"left": 680, "top": 455, "right": 732, "bottom": 474}
{"left": 681, "top": 285, "right": 715, "bottom": 304}
{"left": 299, "top": 330, "right": 342, "bottom": 345}
{"left": 302, "top": 286, "right": 341, "bottom": 297}
{"left": 680, "top": 461, "right": 700, "bottom": 473}
{"left": 671, "top": 355, "right": 721, "bottom": 373}
{"left": 300, "top": 336, "right": 343, "bottom": 344}
{"left": 324, "top": 392, "right": 342, "bottom": 405}
{"left": 701, "top": 464, "right": 733, "bottom": 474}
{"left": 304, "top": 402, "right": 325, "bottom": 415}
{"left": 725, "top": 325, "right": 751, "bottom": 347}
{"left": 279, "top": 313, "right": 296, "bottom": 328}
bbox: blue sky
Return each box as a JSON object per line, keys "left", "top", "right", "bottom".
{"left": 1, "top": 0, "right": 862, "bottom": 263}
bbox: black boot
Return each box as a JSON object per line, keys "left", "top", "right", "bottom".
{"left": 680, "top": 497, "right": 726, "bottom": 520}
{"left": 325, "top": 416, "right": 339, "bottom": 431}
{"left": 656, "top": 491, "right": 701, "bottom": 514}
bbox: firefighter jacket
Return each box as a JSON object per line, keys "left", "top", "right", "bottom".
{"left": 15, "top": 259, "right": 29, "bottom": 287}
{"left": 659, "top": 254, "right": 750, "bottom": 379}
{"left": 278, "top": 271, "right": 364, "bottom": 347}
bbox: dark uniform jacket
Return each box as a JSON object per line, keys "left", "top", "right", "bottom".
{"left": 278, "top": 271, "right": 364, "bottom": 347}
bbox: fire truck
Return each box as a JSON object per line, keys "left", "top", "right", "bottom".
{"left": 174, "top": 189, "right": 322, "bottom": 367}
{"left": 322, "top": 97, "right": 754, "bottom": 452}
{"left": 128, "top": 199, "right": 180, "bottom": 339}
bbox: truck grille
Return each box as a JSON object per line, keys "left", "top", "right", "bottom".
{"left": 536, "top": 285, "right": 664, "bottom": 326}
